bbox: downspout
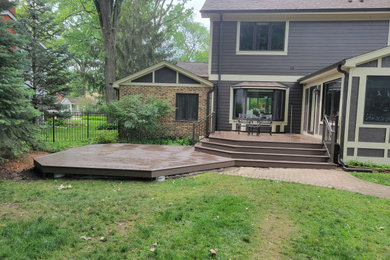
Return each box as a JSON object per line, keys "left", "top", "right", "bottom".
{"left": 336, "top": 62, "right": 371, "bottom": 172}
{"left": 216, "top": 12, "right": 223, "bottom": 130}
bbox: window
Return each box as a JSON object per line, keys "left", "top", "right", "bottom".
{"left": 364, "top": 76, "right": 390, "bottom": 123}
{"left": 176, "top": 94, "right": 198, "bottom": 121}
{"left": 233, "top": 89, "right": 285, "bottom": 121}
{"left": 239, "top": 22, "right": 286, "bottom": 52}
{"left": 322, "top": 79, "right": 341, "bottom": 119}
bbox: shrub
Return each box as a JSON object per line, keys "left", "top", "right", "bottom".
{"left": 95, "top": 130, "right": 118, "bottom": 144}
{"left": 97, "top": 122, "right": 118, "bottom": 130}
{"left": 126, "top": 136, "right": 193, "bottom": 146}
{"left": 45, "top": 118, "right": 67, "bottom": 127}
{"left": 174, "top": 136, "right": 193, "bottom": 146}
{"left": 107, "top": 95, "right": 173, "bottom": 140}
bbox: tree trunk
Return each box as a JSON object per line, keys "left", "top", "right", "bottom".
{"left": 94, "top": 0, "right": 123, "bottom": 103}
{"left": 103, "top": 34, "right": 116, "bottom": 103}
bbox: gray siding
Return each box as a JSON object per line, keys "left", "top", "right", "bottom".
{"left": 358, "top": 128, "right": 386, "bottom": 143}
{"left": 348, "top": 77, "right": 360, "bottom": 142}
{"left": 212, "top": 21, "right": 389, "bottom": 76}
{"left": 213, "top": 81, "right": 302, "bottom": 133}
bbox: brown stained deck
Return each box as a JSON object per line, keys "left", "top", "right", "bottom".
{"left": 34, "top": 144, "right": 234, "bottom": 178}
{"left": 211, "top": 131, "right": 322, "bottom": 144}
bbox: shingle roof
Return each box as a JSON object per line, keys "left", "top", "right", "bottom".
{"left": 201, "top": 0, "right": 390, "bottom": 13}
{"left": 176, "top": 62, "right": 209, "bottom": 78}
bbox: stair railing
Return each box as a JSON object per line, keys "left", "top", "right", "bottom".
{"left": 322, "top": 115, "right": 338, "bottom": 163}
{"left": 192, "top": 112, "right": 216, "bottom": 145}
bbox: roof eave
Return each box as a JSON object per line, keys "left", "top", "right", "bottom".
{"left": 200, "top": 8, "right": 390, "bottom": 14}
{"left": 298, "top": 60, "right": 345, "bottom": 84}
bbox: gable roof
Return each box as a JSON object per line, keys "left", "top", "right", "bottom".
{"left": 299, "top": 46, "right": 390, "bottom": 84}
{"left": 176, "top": 62, "right": 208, "bottom": 78}
{"left": 113, "top": 61, "right": 213, "bottom": 88}
{"left": 201, "top": 0, "right": 390, "bottom": 13}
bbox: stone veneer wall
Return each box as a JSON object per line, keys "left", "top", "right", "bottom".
{"left": 119, "top": 84, "right": 212, "bottom": 138}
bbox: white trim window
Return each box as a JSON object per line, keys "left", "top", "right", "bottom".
{"left": 236, "top": 21, "right": 289, "bottom": 55}
{"left": 233, "top": 88, "right": 286, "bottom": 121}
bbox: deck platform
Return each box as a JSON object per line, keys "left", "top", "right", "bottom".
{"left": 34, "top": 133, "right": 334, "bottom": 179}
{"left": 34, "top": 144, "right": 234, "bottom": 179}
{"left": 211, "top": 131, "right": 322, "bottom": 143}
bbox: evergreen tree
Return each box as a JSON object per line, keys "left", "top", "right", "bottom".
{"left": 18, "top": 0, "right": 72, "bottom": 115}
{"left": 0, "top": 1, "right": 39, "bottom": 161}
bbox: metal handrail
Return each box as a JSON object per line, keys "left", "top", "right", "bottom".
{"left": 322, "top": 115, "right": 338, "bottom": 163}
{"left": 192, "top": 112, "right": 216, "bottom": 144}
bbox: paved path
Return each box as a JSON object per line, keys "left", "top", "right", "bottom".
{"left": 219, "top": 167, "right": 390, "bottom": 199}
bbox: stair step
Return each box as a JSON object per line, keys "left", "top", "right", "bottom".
{"left": 235, "top": 159, "right": 336, "bottom": 169}
{"left": 195, "top": 145, "right": 330, "bottom": 163}
{"left": 200, "top": 140, "right": 328, "bottom": 156}
{"left": 209, "top": 136, "right": 324, "bottom": 149}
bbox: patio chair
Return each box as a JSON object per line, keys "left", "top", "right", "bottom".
{"left": 236, "top": 113, "right": 248, "bottom": 134}
{"left": 247, "top": 116, "right": 261, "bottom": 136}
{"left": 260, "top": 114, "right": 273, "bottom": 136}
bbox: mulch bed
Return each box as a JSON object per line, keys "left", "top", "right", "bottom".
{"left": 0, "top": 151, "right": 49, "bottom": 181}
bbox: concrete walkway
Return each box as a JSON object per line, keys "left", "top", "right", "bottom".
{"left": 219, "top": 167, "right": 390, "bottom": 199}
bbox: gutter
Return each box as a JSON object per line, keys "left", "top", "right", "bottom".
{"left": 215, "top": 12, "right": 223, "bottom": 130}
{"left": 336, "top": 62, "right": 348, "bottom": 166}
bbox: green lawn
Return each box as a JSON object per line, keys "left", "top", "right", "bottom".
{"left": 350, "top": 172, "right": 390, "bottom": 186}
{"left": 0, "top": 173, "right": 389, "bottom": 259}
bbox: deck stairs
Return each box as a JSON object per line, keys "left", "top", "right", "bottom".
{"left": 195, "top": 136, "right": 336, "bottom": 169}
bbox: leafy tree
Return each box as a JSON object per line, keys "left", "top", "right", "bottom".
{"left": 107, "top": 95, "right": 173, "bottom": 140}
{"left": 173, "top": 20, "right": 209, "bottom": 62}
{"left": 94, "top": 0, "right": 123, "bottom": 103}
{"left": 116, "top": 0, "right": 192, "bottom": 78}
{"left": 0, "top": 1, "right": 39, "bottom": 161}
{"left": 50, "top": 0, "right": 104, "bottom": 97}
{"left": 18, "top": 0, "right": 72, "bottom": 116}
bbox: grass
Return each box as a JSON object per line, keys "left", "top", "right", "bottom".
{"left": 0, "top": 173, "right": 389, "bottom": 259}
{"left": 350, "top": 172, "right": 390, "bottom": 186}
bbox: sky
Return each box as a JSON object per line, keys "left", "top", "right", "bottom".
{"left": 185, "top": 0, "right": 210, "bottom": 29}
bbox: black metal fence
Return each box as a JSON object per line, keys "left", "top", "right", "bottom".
{"left": 40, "top": 112, "right": 118, "bottom": 142}
{"left": 192, "top": 112, "right": 216, "bottom": 144}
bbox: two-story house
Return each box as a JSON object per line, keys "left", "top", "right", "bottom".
{"left": 200, "top": 0, "right": 390, "bottom": 165}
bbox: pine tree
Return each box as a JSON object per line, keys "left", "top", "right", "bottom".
{"left": 18, "top": 0, "right": 72, "bottom": 116}
{"left": 0, "top": 2, "right": 39, "bottom": 162}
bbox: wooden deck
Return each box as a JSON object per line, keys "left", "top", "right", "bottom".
{"left": 34, "top": 132, "right": 334, "bottom": 179}
{"left": 34, "top": 144, "right": 234, "bottom": 179}
{"left": 210, "top": 131, "right": 322, "bottom": 143}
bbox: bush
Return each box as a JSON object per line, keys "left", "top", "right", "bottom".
{"left": 174, "top": 136, "right": 193, "bottom": 146}
{"left": 107, "top": 95, "right": 173, "bottom": 140}
{"left": 95, "top": 130, "right": 118, "bottom": 144}
{"left": 45, "top": 117, "right": 67, "bottom": 127}
{"left": 97, "top": 122, "right": 118, "bottom": 130}
{"left": 127, "top": 136, "right": 193, "bottom": 146}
